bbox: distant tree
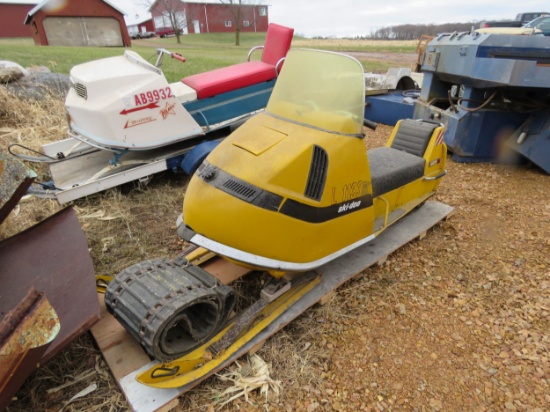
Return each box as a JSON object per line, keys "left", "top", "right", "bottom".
{"left": 142, "top": 0, "right": 188, "bottom": 44}
{"left": 220, "top": 0, "right": 261, "bottom": 46}
{"left": 371, "top": 22, "right": 478, "bottom": 40}
{"left": 219, "top": 0, "right": 244, "bottom": 46}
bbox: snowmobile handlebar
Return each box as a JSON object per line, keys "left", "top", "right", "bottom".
{"left": 171, "top": 53, "right": 186, "bottom": 63}
{"left": 363, "top": 118, "right": 378, "bottom": 131}
{"left": 155, "top": 48, "right": 186, "bottom": 67}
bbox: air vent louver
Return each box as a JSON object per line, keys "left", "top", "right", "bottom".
{"left": 74, "top": 83, "right": 87, "bottom": 100}
{"left": 222, "top": 179, "right": 259, "bottom": 202}
{"left": 305, "top": 145, "right": 328, "bottom": 201}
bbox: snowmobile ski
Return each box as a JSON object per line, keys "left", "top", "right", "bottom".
{"left": 136, "top": 271, "right": 320, "bottom": 388}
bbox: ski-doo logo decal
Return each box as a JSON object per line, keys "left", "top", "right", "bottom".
{"left": 280, "top": 195, "right": 372, "bottom": 223}
{"left": 124, "top": 116, "right": 156, "bottom": 129}
{"left": 160, "top": 102, "right": 176, "bottom": 119}
{"left": 338, "top": 200, "right": 361, "bottom": 213}
{"left": 134, "top": 87, "right": 173, "bottom": 106}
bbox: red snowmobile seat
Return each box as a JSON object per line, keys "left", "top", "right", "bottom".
{"left": 181, "top": 23, "right": 294, "bottom": 99}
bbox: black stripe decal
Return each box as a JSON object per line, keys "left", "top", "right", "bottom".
{"left": 280, "top": 195, "right": 373, "bottom": 223}
{"left": 198, "top": 162, "right": 372, "bottom": 223}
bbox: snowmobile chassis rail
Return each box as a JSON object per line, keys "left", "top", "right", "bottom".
{"left": 90, "top": 200, "right": 453, "bottom": 412}
{"left": 38, "top": 133, "right": 227, "bottom": 204}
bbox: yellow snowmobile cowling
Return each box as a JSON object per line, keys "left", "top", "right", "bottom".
{"left": 179, "top": 49, "right": 447, "bottom": 275}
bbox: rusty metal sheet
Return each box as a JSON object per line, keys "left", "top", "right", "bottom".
{"left": 0, "top": 287, "right": 60, "bottom": 411}
{"left": 0, "top": 207, "right": 100, "bottom": 363}
{"left": 0, "top": 154, "right": 36, "bottom": 225}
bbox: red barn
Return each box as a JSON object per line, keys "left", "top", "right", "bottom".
{"left": 24, "top": 0, "right": 131, "bottom": 46}
{"left": 149, "top": 0, "right": 269, "bottom": 35}
{"left": 0, "top": 1, "right": 39, "bottom": 38}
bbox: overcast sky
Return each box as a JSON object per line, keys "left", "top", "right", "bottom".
{"left": 112, "top": 0, "right": 549, "bottom": 37}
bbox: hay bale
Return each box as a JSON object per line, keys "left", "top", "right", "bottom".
{"left": 4, "top": 72, "right": 71, "bottom": 102}
{"left": 0, "top": 61, "right": 29, "bottom": 83}
{"left": 0, "top": 67, "right": 24, "bottom": 83}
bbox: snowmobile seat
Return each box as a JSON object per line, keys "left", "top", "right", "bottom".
{"left": 181, "top": 23, "right": 294, "bottom": 99}
{"left": 368, "top": 119, "right": 438, "bottom": 196}
{"left": 368, "top": 147, "right": 425, "bottom": 197}
{"left": 182, "top": 61, "right": 278, "bottom": 99}
{"left": 389, "top": 119, "right": 438, "bottom": 157}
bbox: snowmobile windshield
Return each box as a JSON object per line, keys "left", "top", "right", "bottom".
{"left": 265, "top": 49, "right": 365, "bottom": 136}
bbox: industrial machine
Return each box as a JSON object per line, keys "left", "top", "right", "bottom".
{"left": 414, "top": 31, "right": 550, "bottom": 173}
{"left": 104, "top": 49, "right": 450, "bottom": 390}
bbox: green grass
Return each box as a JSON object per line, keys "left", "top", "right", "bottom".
{"left": 0, "top": 34, "right": 414, "bottom": 82}
{"left": 361, "top": 60, "right": 397, "bottom": 73}
{"left": 293, "top": 42, "right": 417, "bottom": 54}
{"left": 0, "top": 34, "right": 276, "bottom": 82}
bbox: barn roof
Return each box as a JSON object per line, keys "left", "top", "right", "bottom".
{"left": 0, "top": 0, "right": 39, "bottom": 4}
{"left": 147, "top": 0, "right": 267, "bottom": 12}
{"left": 125, "top": 12, "right": 152, "bottom": 27}
{"left": 24, "top": 0, "right": 127, "bottom": 24}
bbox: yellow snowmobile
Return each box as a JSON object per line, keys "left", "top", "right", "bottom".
{"left": 104, "top": 49, "right": 450, "bottom": 391}
{"left": 178, "top": 48, "right": 447, "bottom": 276}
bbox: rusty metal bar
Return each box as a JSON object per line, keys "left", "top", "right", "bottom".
{"left": 0, "top": 207, "right": 100, "bottom": 362}
{"left": 0, "top": 287, "right": 60, "bottom": 410}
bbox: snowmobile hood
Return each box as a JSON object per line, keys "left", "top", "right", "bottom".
{"left": 70, "top": 51, "right": 161, "bottom": 84}
{"left": 68, "top": 51, "right": 164, "bottom": 103}
{"left": 65, "top": 50, "right": 204, "bottom": 151}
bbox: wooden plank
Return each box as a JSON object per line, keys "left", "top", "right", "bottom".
{"left": 248, "top": 341, "right": 265, "bottom": 356}
{"left": 203, "top": 257, "right": 251, "bottom": 284}
{"left": 90, "top": 297, "right": 150, "bottom": 382}
{"left": 376, "top": 255, "right": 388, "bottom": 266}
{"left": 92, "top": 201, "right": 453, "bottom": 408}
{"left": 318, "top": 290, "right": 335, "bottom": 306}
{"left": 91, "top": 297, "right": 184, "bottom": 412}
